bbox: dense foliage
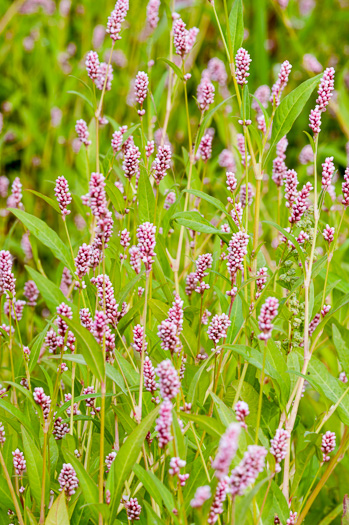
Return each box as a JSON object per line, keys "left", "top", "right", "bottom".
{"left": 1, "top": 0, "right": 349, "bottom": 524}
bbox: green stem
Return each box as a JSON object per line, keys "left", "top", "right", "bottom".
{"left": 70, "top": 362, "right": 76, "bottom": 435}
{"left": 98, "top": 380, "right": 106, "bottom": 524}
{"left": 255, "top": 342, "right": 267, "bottom": 443}
{"left": 39, "top": 430, "right": 48, "bottom": 524}
{"left": 233, "top": 362, "right": 248, "bottom": 406}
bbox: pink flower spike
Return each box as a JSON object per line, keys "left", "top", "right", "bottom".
{"left": 155, "top": 399, "right": 173, "bottom": 448}
{"left": 58, "top": 463, "right": 79, "bottom": 497}
{"left": 152, "top": 145, "right": 172, "bottom": 184}
{"left": 208, "top": 313, "right": 231, "bottom": 346}
{"left": 197, "top": 77, "right": 215, "bottom": 113}
{"left": 55, "top": 176, "right": 72, "bottom": 219}
{"left": 309, "top": 106, "right": 322, "bottom": 136}
{"left": 134, "top": 71, "right": 149, "bottom": 115}
{"left": 85, "top": 51, "right": 100, "bottom": 80}
{"left": 270, "top": 428, "right": 290, "bottom": 472}
{"left": 190, "top": 485, "right": 211, "bottom": 508}
{"left": 146, "top": 0, "right": 160, "bottom": 31}
{"left": 321, "top": 431, "right": 336, "bottom": 462}
{"left": 321, "top": 156, "right": 335, "bottom": 190}
{"left": 208, "top": 479, "right": 229, "bottom": 524}
{"left": 316, "top": 67, "right": 335, "bottom": 113}
{"left": 75, "top": 119, "right": 91, "bottom": 146}
{"left": 230, "top": 445, "right": 267, "bottom": 497}
{"left": 155, "top": 359, "right": 180, "bottom": 400}
{"left": 323, "top": 224, "right": 335, "bottom": 244}
{"left": 106, "top": 0, "right": 129, "bottom": 42}
{"left": 212, "top": 422, "right": 241, "bottom": 479}
{"left": 270, "top": 60, "right": 292, "bottom": 106}
{"left": 235, "top": 47, "right": 252, "bottom": 86}
{"left": 235, "top": 401, "right": 249, "bottom": 428}
{"left": 289, "top": 181, "right": 312, "bottom": 224}
{"left": 258, "top": 297, "right": 279, "bottom": 341}
{"left": 342, "top": 167, "right": 349, "bottom": 207}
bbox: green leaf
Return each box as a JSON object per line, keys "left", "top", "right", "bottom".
{"left": 0, "top": 398, "right": 32, "bottom": 434}
{"left": 26, "top": 266, "right": 75, "bottom": 315}
{"left": 26, "top": 190, "right": 61, "bottom": 213}
{"left": 306, "top": 354, "right": 349, "bottom": 425}
{"left": 106, "top": 180, "right": 126, "bottom": 214}
{"left": 180, "top": 413, "right": 225, "bottom": 438}
{"left": 183, "top": 189, "right": 233, "bottom": 221}
{"left": 22, "top": 427, "right": 44, "bottom": 507}
{"left": 67, "top": 90, "right": 94, "bottom": 109}
{"left": 264, "top": 74, "right": 322, "bottom": 166}
{"left": 243, "top": 85, "right": 250, "bottom": 120}
{"left": 144, "top": 501, "right": 166, "bottom": 525}
{"left": 235, "top": 477, "right": 269, "bottom": 525}
{"left": 108, "top": 407, "right": 160, "bottom": 516}
{"left": 10, "top": 209, "right": 74, "bottom": 273}
{"left": 115, "top": 270, "right": 144, "bottom": 305}
{"left": 158, "top": 57, "right": 184, "bottom": 80}
{"left": 29, "top": 325, "right": 50, "bottom": 372}
{"left": 332, "top": 324, "right": 349, "bottom": 373}
{"left": 133, "top": 464, "right": 176, "bottom": 514}
{"left": 290, "top": 432, "right": 321, "bottom": 497}
{"left": 188, "top": 352, "right": 216, "bottom": 406}
{"left": 228, "top": 0, "right": 244, "bottom": 57}
{"left": 45, "top": 493, "right": 70, "bottom": 524}
{"left": 210, "top": 392, "right": 235, "bottom": 427}
{"left": 138, "top": 168, "right": 156, "bottom": 224}
{"left": 172, "top": 211, "right": 222, "bottom": 235}
{"left": 65, "top": 318, "right": 105, "bottom": 383}
{"left": 26, "top": 508, "right": 38, "bottom": 525}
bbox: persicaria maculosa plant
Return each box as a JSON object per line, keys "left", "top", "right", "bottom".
{"left": 1, "top": 0, "right": 349, "bottom": 523}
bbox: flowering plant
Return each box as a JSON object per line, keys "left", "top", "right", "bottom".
{"left": 1, "top": 0, "right": 349, "bottom": 524}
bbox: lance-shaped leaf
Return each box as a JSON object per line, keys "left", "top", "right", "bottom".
{"left": 65, "top": 318, "right": 105, "bottom": 383}
{"left": 264, "top": 74, "right": 322, "bottom": 167}
{"left": 45, "top": 492, "right": 70, "bottom": 524}
{"left": 107, "top": 407, "right": 160, "bottom": 517}
{"left": 10, "top": 209, "right": 74, "bottom": 273}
